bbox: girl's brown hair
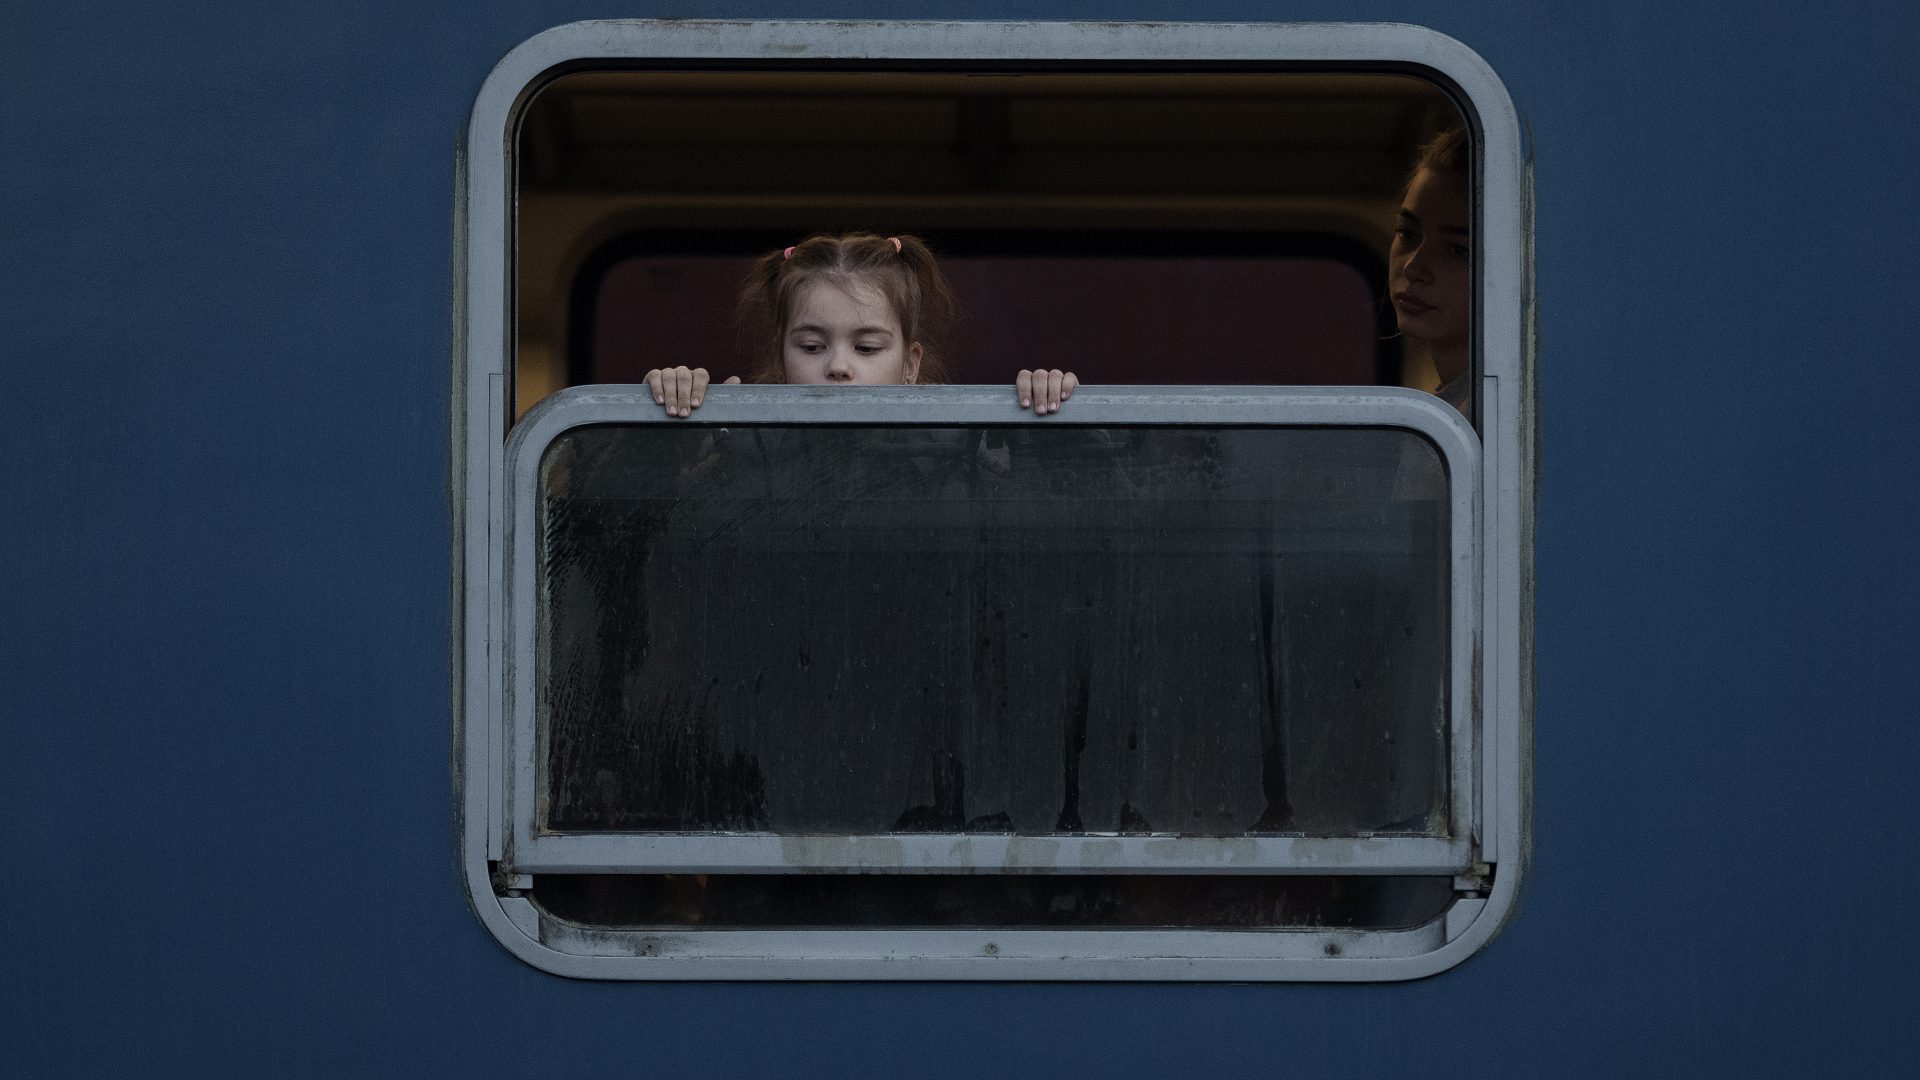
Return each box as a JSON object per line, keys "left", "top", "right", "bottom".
{"left": 1409, "top": 127, "right": 1468, "bottom": 186}
{"left": 737, "top": 232, "right": 956, "bottom": 384}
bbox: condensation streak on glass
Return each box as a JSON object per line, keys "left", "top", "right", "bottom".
{"left": 538, "top": 425, "right": 1448, "bottom": 837}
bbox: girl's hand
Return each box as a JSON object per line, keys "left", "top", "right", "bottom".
{"left": 1016, "top": 369, "right": 1079, "bottom": 415}
{"left": 644, "top": 367, "right": 740, "bottom": 418}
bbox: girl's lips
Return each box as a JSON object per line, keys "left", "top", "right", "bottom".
{"left": 1393, "top": 291, "right": 1435, "bottom": 315}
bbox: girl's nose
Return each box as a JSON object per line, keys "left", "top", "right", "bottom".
{"left": 1402, "top": 244, "right": 1433, "bottom": 283}
{"left": 825, "top": 348, "right": 854, "bottom": 380}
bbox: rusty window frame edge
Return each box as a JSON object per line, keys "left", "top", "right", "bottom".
{"left": 453, "top": 18, "right": 1531, "bottom": 982}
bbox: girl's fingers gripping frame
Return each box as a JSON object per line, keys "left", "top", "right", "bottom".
{"left": 672, "top": 367, "right": 695, "bottom": 416}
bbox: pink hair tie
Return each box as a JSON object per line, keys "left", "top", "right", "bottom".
{"left": 887, "top": 236, "right": 902, "bottom": 253}
{"left": 782, "top": 246, "right": 795, "bottom": 260}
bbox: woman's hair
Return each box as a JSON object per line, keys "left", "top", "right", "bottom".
{"left": 737, "top": 232, "right": 956, "bottom": 384}
{"left": 1409, "top": 127, "right": 1468, "bottom": 185}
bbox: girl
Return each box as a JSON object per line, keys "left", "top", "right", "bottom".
{"left": 1388, "top": 128, "right": 1472, "bottom": 416}
{"left": 644, "top": 232, "right": 1077, "bottom": 416}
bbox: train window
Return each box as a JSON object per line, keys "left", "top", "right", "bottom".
{"left": 511, "top": 68, "right": 1466, "bottom": 415}
{"left": 457, "top": 20, "right": 1533, "bottom": 980}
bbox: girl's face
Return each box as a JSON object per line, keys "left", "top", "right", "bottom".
{"left": 1389, "top": 167, "right": 1471, "bottom": 351}
{"left": 782, "top": 281, "right": 922, "bottom": 385}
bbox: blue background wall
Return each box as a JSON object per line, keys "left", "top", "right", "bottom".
{"left": 4, "top": 2, "right": 1916, "bottom": 1075}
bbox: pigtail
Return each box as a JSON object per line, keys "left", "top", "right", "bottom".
{"left": 889, "top": 235, "right": 955, "bottom": 385}
{"left": 733, "top": 249, "right": 785, "bottom": 383}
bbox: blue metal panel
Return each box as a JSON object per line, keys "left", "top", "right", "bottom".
{"left": 3, "top": 2, "right": 1916, "bottom": 1077}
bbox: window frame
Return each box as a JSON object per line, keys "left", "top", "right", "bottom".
{"left": 455, "top": 18, "right": 1532, "bottom": 981}
{"left": 508, "top": 385, "right": 1479, "bottom": 876}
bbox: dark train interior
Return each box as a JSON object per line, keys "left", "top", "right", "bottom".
{"left": 514, "top": 70, "right": 1463, "bottom": 418}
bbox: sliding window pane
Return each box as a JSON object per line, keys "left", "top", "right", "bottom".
{"left": 538, "top": 425, "right": 1448, "bottom": 837}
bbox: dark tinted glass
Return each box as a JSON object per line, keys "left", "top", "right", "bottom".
{"left": 539, "top": 424, "right": 1448, "bottom": 837}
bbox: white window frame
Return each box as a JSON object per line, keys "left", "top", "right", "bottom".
{"left": 454, "top": 19, "right": 1533, "bottom": 981}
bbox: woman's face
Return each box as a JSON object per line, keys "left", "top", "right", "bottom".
{"left": 1389, "top": 167, "right": 1471, "bottom": 352}
{"left": 781, "top": 281, "right": 922, "bottom": 385}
